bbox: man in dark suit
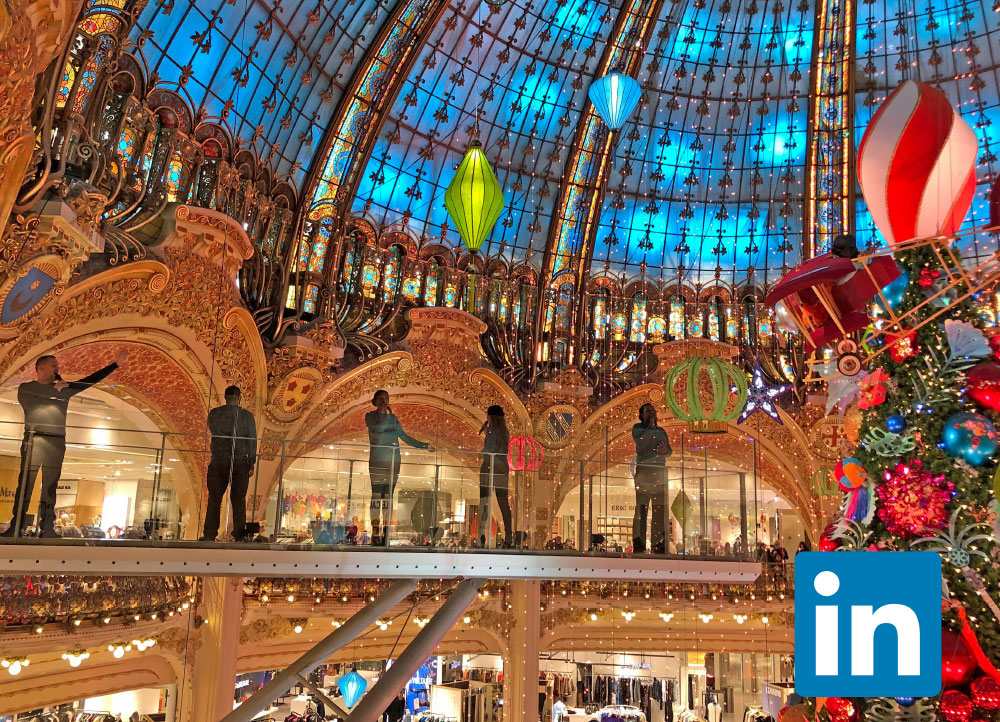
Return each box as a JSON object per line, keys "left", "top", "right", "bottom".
{"left": 201, "top": 385, "right": 257, "bottom": 542}
{"left": 2, "top": 351, "right": 127, "bottom": 538}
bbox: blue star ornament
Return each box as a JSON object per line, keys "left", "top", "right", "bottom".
{"left": 738, "top": 362, "right": 792, "bottom": 424}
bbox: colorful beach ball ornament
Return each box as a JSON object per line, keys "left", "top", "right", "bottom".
{"left": 444, "top": 141, "right": 505, "bottom": 253}
{"left": 942, "top": 412, "right": 999, "bottom": 466}
{"left": 588, "top": 70, "right": 641, "bottom": 130}
{"left": 857, "top": 80, "right": 977, "bottom": 247}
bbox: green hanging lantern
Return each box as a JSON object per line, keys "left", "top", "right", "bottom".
{"left": 444, "top": 141, "right": 505, "bottom": 253}
{"left": 664, "top": 356, "right": 748, "bottom": 433}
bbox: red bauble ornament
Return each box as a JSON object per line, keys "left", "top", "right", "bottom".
{"left": 819, "top": 523, "right": 841, "bottom": 551}
{"left": 507, "top": 435, "right": 544, "bottom": 472}
{"left": 942, "top": 630, "right": 978, "bottom": 688}
{"left": 971, "top": 677, "right": 1000, "bottom": 710}
{"left": 968, "top": 362, "right": 1000, "bottom": 412}
{"left": 988, "top": 334, "right": 1000, "bottom": 362}
{"left": 824, "top": 698, "right": 857, "bottom": 722}
{"left": 941, "top": 691, "right": 974, "bottom": 722}
{"left": 876, "top": 459, "right": 954, "bottom": 538}
{"left": 887, "top": 328, "right": 918, "bottom": 362}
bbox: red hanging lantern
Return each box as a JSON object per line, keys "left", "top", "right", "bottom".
{"left": 972, "top": 678, "right": 1000, "bottom": 711}
{"left": 941, "top": 691, "right": 974, "bottom": 722}
{"left": 507, "top": 435, "right": 544, "bottom": 472}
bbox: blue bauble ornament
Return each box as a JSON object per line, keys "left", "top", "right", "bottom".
{"left": 894, "top": 698, "right": 916, "bottom": 708}
{"left": 942, "top": 411, "right": 999, "bottom": 466}
{"left": 879, "top": 267, "right": 909, "bottom": 311}
{"left": 886, "top": 414, "right": 906, "bottom": 433}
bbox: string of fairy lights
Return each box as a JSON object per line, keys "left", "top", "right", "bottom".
{"left": 0, "top": 573, "right": 792, "bottom": 682}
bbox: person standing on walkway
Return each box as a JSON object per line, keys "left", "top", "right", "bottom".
{"left": 365, "top": 390, "right": 429, "bottom": 545}
{"left": 631, "top": 402, "right": 672, "bottom": 553}
{"left": 2, "top": 351, "right": 127, "bottom": 538}
{"left": 478, "top": 404, "right": 512, "bottom": 547}
{"left": 201, "top": 385, "right": 257, "bottom": 542}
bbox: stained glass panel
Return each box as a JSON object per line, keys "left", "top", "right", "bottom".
{"left": 668, "top": 297, "right": 685, "bottom": 340}
{"left": 402, "top": 275, "right": 421, "bottom": 302}
{"left": 629, "top": 297, "right": 647, "bottom": 343}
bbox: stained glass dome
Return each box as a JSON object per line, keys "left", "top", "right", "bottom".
{"left": 116, "top": 0, "right": 998, "bottom": 288}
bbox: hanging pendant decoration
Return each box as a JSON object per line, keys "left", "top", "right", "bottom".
{"left": 338, "top": 667, "right": 368, "bottom": 708}
{"left": 588, "top": 71, "right": 641, "bottom": 130}
{"left": 444, "top": 141, "right": 505, "bottom": 253}
{"left": 664, "top": 357, "right": 748, "bottom": 433}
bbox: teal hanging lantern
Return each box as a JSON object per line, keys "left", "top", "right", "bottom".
{"left": 338, "top": 667, "right": 368, "bottom": 708}
{"left": 444, "top": 141, "right": 505, "bottom": 253}
{"left": 588, "top": 70, "right": 641, "bottom": 130}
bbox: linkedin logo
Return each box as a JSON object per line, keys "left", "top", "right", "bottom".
{"left": 795, "top": 552, "right": 942, "bottom": 697}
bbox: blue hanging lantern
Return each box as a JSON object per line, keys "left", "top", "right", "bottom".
{"left": 588, "top": 70, "right": 641, "bottom": 130}
{"left": 338, "top": 668, "right": 368, "bottom": 708}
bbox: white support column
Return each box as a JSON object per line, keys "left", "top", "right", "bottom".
{"left": 346, "top": 578, "right": 485, "bottom": 722}
{"left": 222, "top": 578, "right": 419, "bottom": 722}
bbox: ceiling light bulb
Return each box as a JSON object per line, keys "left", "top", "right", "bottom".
{"left": 7, "top": 660, "right": 21, "bottom": 676}
{"left": 294, "top": 624, "right": 303, "bottom": 634}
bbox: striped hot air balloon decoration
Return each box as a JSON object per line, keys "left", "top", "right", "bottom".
{"left": 857, "top": 80, "right": 978, "bottom": 248}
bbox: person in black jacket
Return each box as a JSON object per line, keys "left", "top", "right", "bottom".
{"left": 201, "top": 385, "right": 257, "bottom": 542}
{"left": 478, "top": 405, "right": 512, "bottom": 547}
{"left": 2, "top": 351, "right": 127, "bottom": 538}
{"left": 386, "top": 689, "right": 407, "bottom": 722}
{"left": 631, "top": 403, "right": 672, "bottom": 553}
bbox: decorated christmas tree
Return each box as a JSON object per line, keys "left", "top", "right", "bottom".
{"left": 787, "top": 80, "right": 1000, "bottom": 722}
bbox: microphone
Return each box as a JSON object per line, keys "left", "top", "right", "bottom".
{"left": 54, "top": 374, "right": 63, "bottom": 382}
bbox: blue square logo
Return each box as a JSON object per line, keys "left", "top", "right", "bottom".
{"left": 794, "top": 552, "right": 942, "bottom": 697}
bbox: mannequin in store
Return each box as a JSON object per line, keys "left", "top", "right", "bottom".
{"left": 707, "top": 697, "right": 722, "bottom": 722}
{"left": 365, "top": 389, "right": 430, "bottom": 545}
{"left": 478, "top": 405, "right": 512, "bottom": 547}
{"left": 631, "top": 403, "right": 672, "bottom": 553}
{"left": 2, "top": 350, "right": 127, "bottom": 538}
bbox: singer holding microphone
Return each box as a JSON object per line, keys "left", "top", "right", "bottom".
{"left": 478, "top": 405, "right": 512, "bottom": 548}
{"left": 1, "top": 350, "right": 127, "bottom": 538}
{"left": 631, "top": 402, "right": 672, "bottom": 554}
{"left": 365, "top": 389, "right": 429, "bottom": 545}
